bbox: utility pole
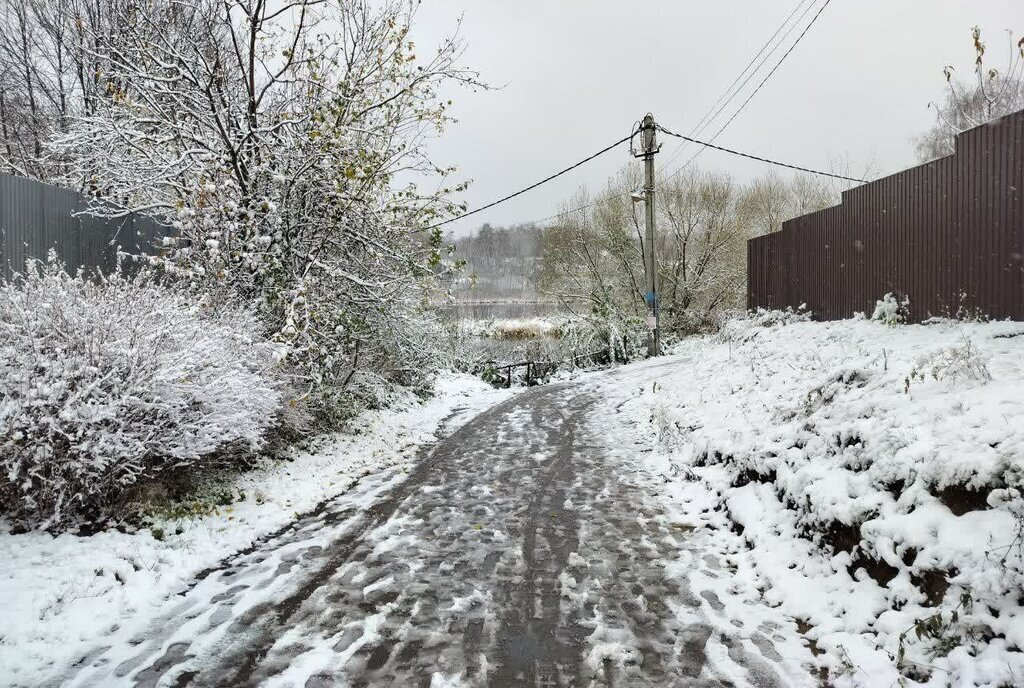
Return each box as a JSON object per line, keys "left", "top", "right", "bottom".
{"left": 641, "top": 113, "right": 660, "bottom": 356}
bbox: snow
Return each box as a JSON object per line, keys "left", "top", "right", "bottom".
{"left": 7, "top": 308, "right": 1024, "bottom": 686}
{"left": 0, "top": 373, "right": 512, "bottom": 687}
{"left": 583, "top": 608, "right": 643, "bottom": 672}
{"left": 448, "top": 588, "right": 490, "bottom": 613}
{"left": 589, "top": 315, "right": 1024, "bottom": 687}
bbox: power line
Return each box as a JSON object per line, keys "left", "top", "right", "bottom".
{"left": 530, "top": 196, "right": 607, "bottom": 228}
{"left": 663, "top": 0, "right": 835, "bottom": 182}
{"left": 658, "top": 0, "right": 815, "bottom": 172}
{"left": 508, "top": 127, "right": 865, "bottom": 233}
{"left": 657, "top": 124, "right": 866, "bottom": 182}
{"left": 434, "top": 2, "right": 838, "bottom": 232}
{"left": 426, "top": 134, "right": 633, "bottom": 230}
{"left": 439, "top": 0, "right": 843, "bottom": 234}
{"left": 706, "top": 0, "right": 835, "bottom": 153}
{"left": 531, "top": 1, "right": 826, "bottom": 231}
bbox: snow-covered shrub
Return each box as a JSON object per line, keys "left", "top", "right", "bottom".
{"left": 0, "top": 258, "right": 284, "bottom": 529}
{"left": 440, "top": 315, "right": 623, "bottom": 388}
{"left": 871, "top": 292, "right": 910, "bottom": 325}
{"left": 667, "top": 308, "right": 736, "bottom": 336}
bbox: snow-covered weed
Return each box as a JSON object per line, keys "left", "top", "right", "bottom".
{"left": 922, "top": 293, "right": 991, "bottom": 325}
{"left": 802, "top": 367, "right": 872, "bottom": 415}
{"left": 908, "top": 336, "right": 992, "bottom": 388}
{"left": 651, "top": 400, "right": 687, "bottom": 450}
{"left": 748, "top": 305, "right": 812, "bottom": 328}
{"left": 0, "top": 258, "right": 284, "bottom": 529}
{"left": 715, "top": 306, "right": 812, "bottom": 345}
{"left": 872, "top": 293, "right": 910, "bottom": 325}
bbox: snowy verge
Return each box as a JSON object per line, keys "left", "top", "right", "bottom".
{"left": 593, "top": 316, "right": 1024, "bottom": 687}
{"left": 0, "top": 373, "right": 513, "bottom": 687}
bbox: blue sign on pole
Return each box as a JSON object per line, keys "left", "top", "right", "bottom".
{"left": 644, "top": 291, "right": 657, "bottom": 305}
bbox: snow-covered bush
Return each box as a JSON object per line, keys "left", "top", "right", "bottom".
{"left": 560, "top": 315, "right": 649, "bottom": 365}
{"left": 871, "top": 292, "right": 910, "bottom": 325}
{"left": 0, "top": 258, "right": 284, "bottom": 529}
{"left": 440, "top": 315, "right": 623, "bottom": 387}
{"left": 668, "top": 308, "right": 737, "bottom": 336}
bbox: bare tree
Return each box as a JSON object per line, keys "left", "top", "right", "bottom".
{"left": 0, "top": 0, "right": 118, "bottom": 176}
{"left": 915, "top": 26, "right": 1024, "bottom": 162}
{"left": 739, "top": 171, "right": 836, "bottom": 238}
{"left": 540, "top": 166, "right": 840, "bottom": 338}
{"left": 660, "top": 171, "right": 748, "bottom": 323}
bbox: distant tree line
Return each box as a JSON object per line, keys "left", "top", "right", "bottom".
{"left": 451, "top": 223, "right": 546, "bottom": 302}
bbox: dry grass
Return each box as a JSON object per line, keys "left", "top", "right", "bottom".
{"left": 477, "top": 318, "right": 564, "bottom": 342}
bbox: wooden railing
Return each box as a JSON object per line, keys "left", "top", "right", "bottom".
{"left": 483, "top": 349, "right": 609, "bottom": 388}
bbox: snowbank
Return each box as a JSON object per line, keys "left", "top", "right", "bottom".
{"left": 598, "top": 315, "right": 1024, "bottom": 687}
{"left": 0, "top": 374, "right": 512, "bottom": 687}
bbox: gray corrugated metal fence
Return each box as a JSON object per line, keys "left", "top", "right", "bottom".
{"left": 747, "top": 109, "right": 1024, "bottom": 322}
{"left": 0, "top": 175, "right": 170, "bottom": 279}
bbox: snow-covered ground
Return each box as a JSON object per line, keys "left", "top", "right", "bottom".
{"left": 0, "top": 374, "right": 512, "bottom": 687}
{"left": 596, "top": 314, "right": 1024, "bottom": 687}
{"left": 7, "top": 313, "right": 1024, "bottom": 687}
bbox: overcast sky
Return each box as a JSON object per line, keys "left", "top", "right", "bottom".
{"left": 408, "top": 0, "right": 1021, "bottom": 235}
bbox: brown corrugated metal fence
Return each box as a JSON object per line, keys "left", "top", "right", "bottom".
{"left": 747, "top": 110, "right": 1024, "bottom": 322}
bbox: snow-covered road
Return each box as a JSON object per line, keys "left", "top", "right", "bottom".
{"left": 53, "top": 370, "right": 817, "bottom": 687}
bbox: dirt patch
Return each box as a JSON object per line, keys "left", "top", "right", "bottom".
{"left": 850, "top": 552, "right": 899, "bottom": 587}
{"left": 732, "top": 467, "right": 778, "bottom": 488}
{"left": 936, "top": 484, "right": 990, "bottom": 516}
{"left": 911, "top": 568, "right": 957, "bottom": 607}
{"left": 812, "top": 519, "right": 862, "bottom": 555}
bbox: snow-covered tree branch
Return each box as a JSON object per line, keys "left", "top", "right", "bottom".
{"left": 915, "top": 26, "right": 1024, "bottom": 162}
{"left": 17, "top": 0, "right": 485, "bottom": 418}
